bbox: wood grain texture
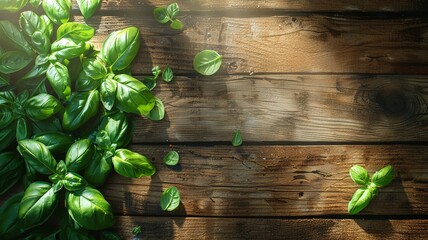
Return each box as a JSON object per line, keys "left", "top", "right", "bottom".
{"left": 127, "top": 75, "right": 428, "bottom": 143}
{"left": 116, "top": 217, "right": 428, "bottom": 240}
{"left": 73, "top": 0, "right": 428, "bottom": 12}
{"left": 100, "top": 145, "right": 428, "bottom": 216}
{"left": 76, "top": 15, "right": 428, "bottom": 74}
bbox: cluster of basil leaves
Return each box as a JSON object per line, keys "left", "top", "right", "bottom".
{"left": 0, "top": 2, "right": 171, "bottom": 239}
{"left": 348, "top": 165, "right": 394, "bottom": 215}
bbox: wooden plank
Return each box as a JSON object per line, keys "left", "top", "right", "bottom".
{"left": 101, "top": 145, "right": 428, "bottom": 216}
{"left": 128, "top": 75, "right": 428, "bottom": 143}
{"left": 73, "top": 1, "right": 428, "bottom": 12}
{"left": 115, "top": 217, "right": 428, "bottom": 239}
{"left": 77, "top": 15, "right": 428, "bottom": 74}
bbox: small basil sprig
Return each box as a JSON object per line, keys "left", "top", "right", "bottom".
{"left": 348, "top": 165, "right": 394, "bottom": 215}
{"left": 153, "top": 3, "right": 183, "bottom": 30}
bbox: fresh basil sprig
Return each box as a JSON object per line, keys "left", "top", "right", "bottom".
{"left": 348, "top": 165, "right": 394, "bottom": 215}
{"left": 153, "top": 3, "right": 184, "bottom": 30}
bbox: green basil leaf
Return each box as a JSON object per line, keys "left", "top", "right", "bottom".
{"left": 24, "top": 93, "right": 62, "bottom": 121}
{"left": 20, "top": 62, "right": 49, "bottom": 81}
{"left": 17, "top": 90, "right": 30, "bottom": 105}
{"left": 0, "top": 0, "right": 28, "bottom": 13}
{"left": 31, "top": 118, "right": 63, "bottom": 135}
{"left": 100, "top": 231, "right": 122, "bottom": 240}
{"left": 0, "top": 75, "right": 9, "bottom": 88}
{"left": 57, "top": 22, "right": 95, "bottom": 41}
{"left": 0, "top": 107, "right": 15, "bottom": 127}
{"left": 0, "top": 121, "right": 17, "bottom": 152}
{"left": 60, "top": 216, "right": 94, "bottom": 240}
{"left": 0, "top": 192, "right": 25, "bottom": 239}
{"left": 83, "top": 150, "right": 112, "bottom": 187}
{"left": 101, "top": 27, "right": 140, "bottom": 71}
{"left": 349, "top": 165, "right": 369, "bottom": 186}
{"left": 162, "top": 65, "right": 173, "bottom": 82}
{"left": 32, "top": 131, "right": 74, "bottom": 156}
{"left": 98, "top": 111, "right": 132, "bottom": 148}
{"left": 114, "top": 74, "right": 155, "bottom": 116}
{"left": 0, "top": 152, "right": 25, "bottom": 195}
{"left": 82, "top": 58, "right": 107, "bottom": 80}
{"left": 65, "top": 186, "right": 115, "bottom": 230}
{"left": 31, "top": 31, "right": 51, "bottom": 54}
{"left": 152, "top": 66, "right": 161, "bottom": 79}
{"left": 142, "top": 77, "right": 156, "bottom": 90}
{"left": 0, "top": 51, "right": 32, "bottom": 74}
{"left": 160, "top": 186, "right": 180, "bottom": 211}
{"left": 75, "top": 70, "right": 101, "bottom": 91}
{"left": 40, "top": 15, "right": 53, "bottom": 37}
{"left": 63, "top": 172, "right": 87, "bottom": 191}
{"left": 49, "top": 172, "right": 61, "bottom": 183}
{"left": 112, "top": 149, "right": 156, "bottom": 178}
{"left": 193, "top": 50, "right": 222, "bottom": 76}
{"left": 19, "top": 11, "right": 51, "bottom": 54}
{"left": 51, "top": 37, "right": 86, "bottom": 59}
{"left": 132, "top": 226, "right": 142, "bottom": 236}
{"left": 232, "top": 130, "right": 242, "bottom": 147}
{"left": 47, "top": 62, "right": 71, "bottom": 100}
{"left": 147, "top": 97, "right": 165, "bottom": 121}
{"left": 153, "top": 7, "right": 170, "bottom": 24}
{"left": 167, "top": 3, "right": 180, "bottom": 19}
{"left": 348, "top": 188, "right": 373, "bottom": 215}
{"left": 77, "top": 0, "right": 101, "bottom": 19}
{"left": 95, "top": 130, "right": 112, "bottom": 148}
{"left": 169, "top": 19, "right": 183, "bottom": 30}
{"left": 100, "top": 78, "right": 117, "bottom": 111}
{"left": 371, "top": 165, "right": 394, "bottom": 187}
{"left": 16, "top": 118, "right": 31, "bottom": 141}
{"left": 17, "top": 139, "right": 57, "bottom": 175}
{"left": 163, "top": 150, "right": 179, "bottom": 166}
{"left": 65, "top": 139, "right": 94, "bottom": 172}
{"left": 62, "top": 90, "right": 100, "bottom": 131}
{"left": 42, "top": 0, "right": 71, "bottom": 25}
{"left": 0, "top": 90, "right": 15, "bottom": 104}
{"left": 18, "top": 181, "right": 58, "bottom": 230}
{"left": 52, "top": 180, "right": 64, "bottom": 193}
{"left": 56, "top": 160, "right": 67, "bottom": 177}
{"left": 0, "top": 20, "right": 33, "bottom": 56}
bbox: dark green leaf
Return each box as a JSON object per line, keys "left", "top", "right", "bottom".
{"left": 0, "top": 121, "right": 17, "bottom": 152}
{"left": 77, "top": 0, "right": 101, "bottom": 19}
{"left": 57, "top": 22, "right": 94, "bottom": 41}
{"left": 0, "top": 0, "right": 28, "bottom": 13}
{"left": 82, "top": 58, "right": 107, "bottom": 80}
{"left": 160, "top": 186, "right": 180, "bottom": 211}
{"left": 42, "top": 0, "right": 71, "bottom": 25}
{"left": 18, "top": 181, "right": 58, "bottom": 230}
{"left": 114, "top": 74, "right": 155, "bottom": 116}
{"left": 52, "top": 180, "right": 63, "bottom": 193}
{"left": 30, "top": 31, "right": 51, "bottom": 54}
{"left": 98, "top": 111, "right": 131, "bottom": 148}
{"left": 349, "top": 165, "right": 370, "bottom": 186}
{"left": 142, "top": 77, "right": 156, "bottom": 90}
{"left": 66, "top": 186, "right": 115, "bottom": 230}
{"left": 21, "top": 227, "right": 59, "bottom": 240}
{"left": 32, "top": 131, "right": 74, "bottom": 156}
{"left": 0, "top": 20, "right": 33, "bottom": 56}
{"left": 0, "top": 107, "right": 15, "bottom": 128}
{"left": 62, "top": 90, "right": 100, "bottom": 131}
{"left": 16, "top": 118, "right": 31, "bottom": 141}
{"left": 75, "top": 70, "right": 101, "bottom": 91}
{"left": 101, "top": 27, "right": 140, "bottom": 71}
{"left": 348, "top": 188, "right": 373, "bottom": 215}
{"left": 147, "top": 97, "right": 165, "bottom": 121}
{"left": 112, "top": 149, "right": 156, "bottom": 178}
{"left": 153, "top": 7, "right": 170, "bottom": 24}
{"left": 65, "top": 139, "right": 94, "bottom": 172}
{"left": 51, "top": 38, "right": 86, "bottom": 59}
{"left": 193, "top": 50, "right": 222, "bottom": 76}
{"left": 100, "top": 78, "right": 117, "bottom": 111}
{"left": 17, "top": 139, "right": 57, "bottom": 175}
{"left": 0, "top": 192, "right": 25, "bottom": 239}
{"left": 163, "top": 150, "right": 179, "bottom": 166}
{"left": 25, "top": 93, "right": 62, "bottom": 121}
{"left": 63, "top": 172, "right": 87, "bottom": 191}
{"left": 152, "top": 66, "right": 161, "bottom": 79}
{"left": 0, "top": 51, "right": 32, "bottom": 74}
{"left": 31, "top": 118, "right": 63, "bottom": 134}
{"left": 167, "top": 3, "right": 180, "bottom": 19}
{"left": 0, "top": 152, "right": 25, "bottom": 195}
{"left": 19, "top": 11, "right": 51, "bottom": 54}
{"left": 371, "top": 165, "right": 394, "bottom": 187}
{"left": 232, "top": 130, "right": 242, "bottom": 147}
{"left": 83, "top": 150, "right": 112, "bottom": 187}
{"left": 46, "top": 62, "right": 71, "bottom": 100}
{"left": 56, "top": 160, "right": 67, "bottom": 177}
{"left": 169, "top": 19, "right": 183, "bottom": 30}
{"left": 162, "top": 65, "right": 174, "bottom": 82}
{"left": 132, "top": 226, "right": 142, "bottom": 236}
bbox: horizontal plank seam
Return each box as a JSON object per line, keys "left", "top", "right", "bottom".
{"left": 128, "top": 141, "right": 428, "bottom": 146}
{"left": 131, "top": 73, "right": 428, "bottom": 77}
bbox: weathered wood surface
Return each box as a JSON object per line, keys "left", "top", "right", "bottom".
{"left": 127, "top": 75, "right": 428, "bottom": 143}
{"left": 116, "top": 217, "right": 428, "bottom": 240}
{"left": 76, "top": 15, "right": 428, "bottom": 75}
{"left": 100, "top": 145, "right": 428, "bottom": 216}
{"left": 73, "top": 0, "right": 428, "bottom": 12}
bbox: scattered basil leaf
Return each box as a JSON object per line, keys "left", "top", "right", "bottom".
{"left": 160, "top": 186, "right": 180, "bottom": 211}
{"left": 112, "top": 149, "right": 156, "bottom": 178}
{"left": 152, "top": 66, "right": 161, "bottom": 79}
{"left": 232, "top": 130, "right": 243, "bottom": 147}
{"left": 193, "top": 50, "right": 222, "bottom": 76}
{"left": 147, "top": 97, "right": 165, "bottom": 121}
{"left": 371, "top": 165, "right": 394, "bottom": 187}
{"left": 153, "top": 7, "right": 170, "bottom": 24}
{"left": 163, "top": 150, "right": 179, "bottom": 166}
{"left": 167, "top": 3, "right": 180, "bottom": 19}
{"left": 162, "top": 65, "right": 174, "bottom": 82}
{"left": 348, "top": 188, "right": 373, "bottom": 215}
{"left": 132, "top": 226, "right": 142, "bottom": 236}
{"left": 349, "top": 165, "right": 370, "bottom": 186}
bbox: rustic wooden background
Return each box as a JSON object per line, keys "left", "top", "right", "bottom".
{"left": 3, "top": 0, "right": 428, "bottom": 239}
{"left": 89, "top": 1, "right": 428, "bottom": 239}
